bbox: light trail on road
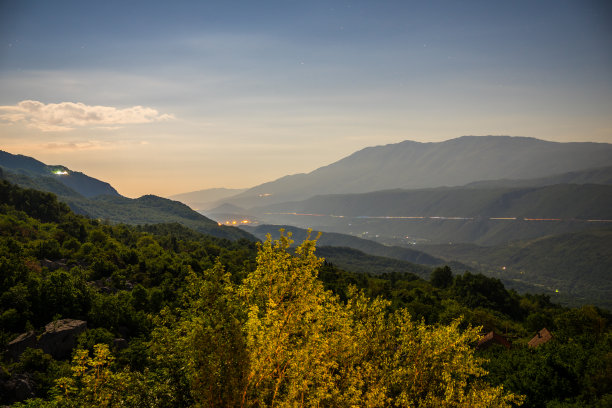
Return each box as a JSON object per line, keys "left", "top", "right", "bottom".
{"left": 263, "top": 212, "right": 612, "bottom": 223}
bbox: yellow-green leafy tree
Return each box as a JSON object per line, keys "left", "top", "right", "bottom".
{"left": 237, "top": 231, "right": 522, "bottom": 407}
{"left": 27, "top": 344, "right": 157, "bottom": 408}
{"left": 238, "top": 231, "right": 354, "bottom": 406}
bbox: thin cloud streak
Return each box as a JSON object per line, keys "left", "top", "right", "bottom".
{"left": 5, "top": 138, "right": 150, "bottom": 153}
{"left": 0, "top": 100, "right": 174, "bottom": 131}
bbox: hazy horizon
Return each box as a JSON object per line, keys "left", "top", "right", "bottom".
{"left": 1, "top": 1, "right": 611, "bottom": 197}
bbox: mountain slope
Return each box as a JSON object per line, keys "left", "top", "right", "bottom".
{"left": 168, "top": 187, "right": 247, "bottom": 210}
{"left": 0, "top": 150, "right": 120, "bottom": 198}
{"left": 242, "top": 224, "right": 443, "bottom": 265}
{"left": 221, "top": 136, "right": 612, "bottom": 208}
{"left": 68, "top": 194, "right": 252, "bottom": 240}
{"left": 254, "top": 184, "right": 612, "bottom": 219}
{"left": 418, "top": 227, "right": 612, "bottom": 309}
{"left": 465, "top": 165, "right": 612, "bottom": 188}
{"left": 1, "top": 168, "right": 84, "bottom": 198}
{"left": 1, "top": 160, "right": 253, "bottom": 241}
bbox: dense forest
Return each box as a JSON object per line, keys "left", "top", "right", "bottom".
{"left": 0, "top": 179, "right": 610, "bottom": 407}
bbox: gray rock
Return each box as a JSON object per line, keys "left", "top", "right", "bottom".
{"left": 6, "top": 319, "right": 87, "bottom": 361}
{"left": 12, "top": 375, "right": 35, "bottom": 401}
{"left": 0, "top": 374, "right": 35, "bottom": 404}
{"left": 40, "top": 259, "right": 67, "bottom": 271}
{"left": 39, "top": 319, "right": 87, "bottom": 360}
{"left": 113, "top": 338, "right": 128, "bottom": 350}
{"left": 7, "top": 331, "right": 36, "bottom": 361}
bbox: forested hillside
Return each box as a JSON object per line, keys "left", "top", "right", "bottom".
{"left": 0, "top": 180, "right": 610, "bottom": 407}
{"left": 420, "top": 227, "right": 612, "bottom": 309}
{"left": 0, "top": 166, "right": 252, "bottom": 241}
{"left": 0, "top": 151, "right": 120, "bottom": 198}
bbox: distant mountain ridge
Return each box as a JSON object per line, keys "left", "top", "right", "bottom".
{"left": 216, "top": 136, "right": 612, "bottom": 208}
{"left": 168, "top": 187, "right": 247, "bottom": 210}
{"left": 0, "top": 150, "right": 120, "bottom": 198}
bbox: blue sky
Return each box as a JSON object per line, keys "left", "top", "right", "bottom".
{"left": 1, "top": 0, "right": 611, "bottom": 197}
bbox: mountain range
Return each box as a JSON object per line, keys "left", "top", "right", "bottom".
{"left": 208, "top": 136, "right": 612, "bottom": 209}
{"left": 196, "top": 135, "right": 612, "bottom": 307}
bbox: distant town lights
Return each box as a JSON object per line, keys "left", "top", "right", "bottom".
{"left": 222, "top": 219, "right": 254, "bottom": 226}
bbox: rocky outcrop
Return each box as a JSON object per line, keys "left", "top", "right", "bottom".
{"left": 6, "top": 331, "right": 37, "bottom": 361}
{"left": 87, "top": 278, "right": 134, "bottom": 293}
{"left": 7, "top": 319, "right": 87, "bottom": 361}
{"left": 39, "top": 319, "right": 87, "bottom": 359}
{"left": 0, "top": 373, "right": 35, "bottom": 404}
{"left": 113, "top": 338, "right": 128, "bottom": 350}
{"left": 40, "top": 258, "right": 68, "bottom": 271}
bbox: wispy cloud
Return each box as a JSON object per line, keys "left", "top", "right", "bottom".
{"left": 43, "top": 141, "right": 110, "bottom": 150}
{"left": 0, "top": 100, "right": 174, "bottom": 131}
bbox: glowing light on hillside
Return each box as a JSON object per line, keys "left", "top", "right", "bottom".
{"left": 52, "top": 169, "right": 69, "bottom": 175}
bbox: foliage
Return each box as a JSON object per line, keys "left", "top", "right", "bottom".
{"left": 422, "top": 227, "right": 612, "bottom": 309}
{"left": 482, "top": 333, "right": 612, "bottom": 408}
{"left": 146, "top": 231, "right": 522, "bottom": 407}
{"left": 17, "top": 344, "right": 163, "bottom": 408}
{"left": 430, "top": 265, "right": 453, "bottom": 288}
{"left": 0, "top": 179, "right": 609, "bottom": 407}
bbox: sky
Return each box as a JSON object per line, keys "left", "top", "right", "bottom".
{"left": 1, "top": 0, "right": 611, "bottom": 198}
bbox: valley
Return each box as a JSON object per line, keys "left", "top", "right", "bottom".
{"left": 3, "top": 136, "right": 611, "bottom": 310}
